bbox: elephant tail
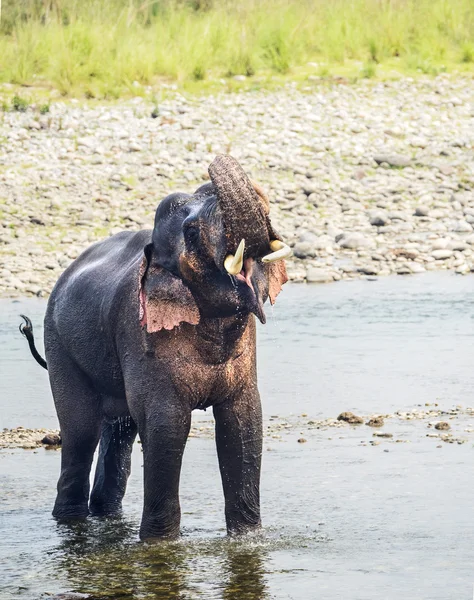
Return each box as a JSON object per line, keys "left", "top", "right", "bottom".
{"left": 19, "top": 315, "right": 48, "bottom": 370}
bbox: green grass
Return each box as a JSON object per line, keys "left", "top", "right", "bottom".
{"left": 0, "top": 0, "right": 473, "bottom": 97}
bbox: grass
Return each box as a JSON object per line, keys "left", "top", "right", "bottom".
{"left": 0, "top": 0, "right": 473, "bottom": 98}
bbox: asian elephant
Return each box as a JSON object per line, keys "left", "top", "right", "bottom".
{"left": 20, "top": 155, "right": 289, "bottom": 541}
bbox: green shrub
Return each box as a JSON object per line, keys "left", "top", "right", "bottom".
{"left": 11, "top": 96, "right": 29, "bottom": 112}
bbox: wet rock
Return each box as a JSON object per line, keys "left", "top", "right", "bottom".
{"left": 366, "top": 416, "right": 384, "bottom": 427}
{"left": 42, "top": 433, "right": 62, "bottom": 446}
{"left": 337, "top": 412, "right": 364, "bottom": 424}
{"left": 435, "top": 421, "right": 451, "bottom": 431}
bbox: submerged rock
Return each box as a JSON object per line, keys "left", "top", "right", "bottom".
{"left": 337, "top": 412, "right": 364, "bottom": 424}
{"left": 366, "top": 416, "right": 384, "bottom": 427}
{"left": 42, "top": 433, "right": 62, "bottom": 445}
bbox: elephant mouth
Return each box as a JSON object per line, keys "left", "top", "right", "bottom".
{"left": 232, "top": 257, "right": 266, "bottom": 324}
{"left": 234, "top": 257, "right": 255, "bottom": 288}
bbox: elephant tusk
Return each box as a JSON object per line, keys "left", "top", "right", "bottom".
{"left": 262, "top": 240, "right": 292, "bottom": 263}
{"left": 224, "top": 238, "right": 245, "bottom": 275}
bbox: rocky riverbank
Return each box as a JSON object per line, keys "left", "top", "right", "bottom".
{"left": 2, "top": 404, "right": 473, "bottom": 449}
{"left": 1, "top": 75, "right": 473, "bottom": 296}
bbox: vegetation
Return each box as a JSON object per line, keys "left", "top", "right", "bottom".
{"left": 0, "top": 0, "right": 473, "bottom": 97}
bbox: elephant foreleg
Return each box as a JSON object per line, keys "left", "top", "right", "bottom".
{"left": 213, "top": 389, "right": 263, "bottom": 535}
{"left": 137, "top": 405, "right": 191, "bottom": 541}
{"left": 89, "top": 415, "right": 138, "bottom": 516}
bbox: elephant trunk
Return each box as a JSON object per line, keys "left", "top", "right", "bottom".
{"left": 208, "top": 155, "right": 272, "bottom": 259}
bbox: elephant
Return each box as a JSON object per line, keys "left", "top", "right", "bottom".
{"left": 20, "top": 155, "right": 290, "bottom": 541}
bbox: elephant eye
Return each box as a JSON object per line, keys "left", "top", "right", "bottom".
{"left": 184, "top": 225, "right": 199, "bottom": 246}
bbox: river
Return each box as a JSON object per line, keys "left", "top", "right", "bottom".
{"left": 1, "top": 273, "right": 473, "bottom": 599}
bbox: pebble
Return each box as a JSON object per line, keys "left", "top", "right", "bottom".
{"left": 414, "top": 206, "right": 430, "bottom": 217}
{"left": 373, "top": 154, "right": 411, "bottom": 168}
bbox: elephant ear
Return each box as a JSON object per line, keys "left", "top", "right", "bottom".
{"left": 267, "top": 261, "right": 288, "bottom": 306}
{"left": 138, "top": 245, "right": 200, "bottom": 333}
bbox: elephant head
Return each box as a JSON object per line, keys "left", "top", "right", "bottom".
{"left": 139, "top": 155, "right": 290, "bottom": 332}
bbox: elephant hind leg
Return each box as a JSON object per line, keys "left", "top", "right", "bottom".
{"left": 89, "top": 415, "right": 137, "bottom": 516}
{"left": 48, "top": 347, "right": 102, "bottom": 520}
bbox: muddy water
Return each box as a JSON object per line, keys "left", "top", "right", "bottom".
{"left": 1, "top": 273, "right": 474, "bottom": 599}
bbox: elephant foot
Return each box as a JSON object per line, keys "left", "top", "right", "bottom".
{"left": 52, "top": 502, "right": 89, "bottom": 520}
{"left": 89, "top": 501, "right": 123, "bottom": 517}
{"left": 226, "top": 516, "right": 262, "bottom": 537}
{"left": 139, "top": 519, "right": 181, "bottom": 541}
{"left": 139, "top": 531, "right": 181, "bottom": 542}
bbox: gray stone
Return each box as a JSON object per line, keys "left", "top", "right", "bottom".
{"left": 414, "top": 206, "right": 430, "bottom": 217}
{"left": 369, "top": 210, "right": 390, "bottom": 226}
{"left": 408, "top": 263, "right": 426, "bottom": 274}
{"left": 446, "top": 240, "right": 468, "bottom": 251}
{"left": 293, "top": 241, "right": 316, "bottom": 259}
{"left": 452, "top": 220, "right": 473, "bottom": 233}
{"left": 431, "top": 238, "right": 449, "bottom": 250}
{"left": 313, "top": 235, "right": 333, "bottom": 250}
{"left": 373, "top": 154, "right": 411, "bottom": 168}
{"left": 297, "top": 231, "right": 318, "bottom": 244}
{"left": 357, "top": 265, "right": 379, "bottom": 275}
{"left": 306, "top": 267, "right": 333, "bottom": 283}
{"left": 338, "top": 233, "right": 372, "bottom": 249}
{"left": 431, "top": 249, "right": 454, "bottom": 260}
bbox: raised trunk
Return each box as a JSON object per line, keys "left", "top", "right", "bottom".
{"left": 208, "top": 155, "right": 274, "bottom": 258}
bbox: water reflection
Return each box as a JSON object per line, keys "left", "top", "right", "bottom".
{"left": 54, "top": 518, "right": 269, "bottom": 600}
{"left": 222, "top": 544, "right": 268, "bottom": 600}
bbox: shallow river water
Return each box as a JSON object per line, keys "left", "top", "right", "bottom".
{"left": 1, "top": 273, "right": 474, "bottom": 600}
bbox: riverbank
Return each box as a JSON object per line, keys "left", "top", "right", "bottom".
{"left": 1, "top": 75, "right": 473, "bottom": 297}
